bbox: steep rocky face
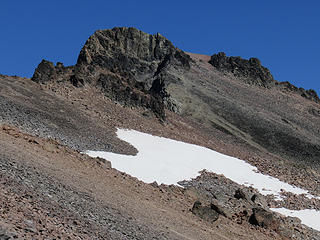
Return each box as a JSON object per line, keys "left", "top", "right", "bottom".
{"left": 167, "top": 53, "right": 320, "bottom": 168}
{"left": 75, "top": 27, "right": 190, "bottom": 81}
{"left": 31, "top": 27, "right": 191, "bottom": 119}
{"left": 209, "top": 52, "right": 275, "bottom": 87}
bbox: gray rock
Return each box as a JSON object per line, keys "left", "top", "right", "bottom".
{"left": 210, "top": 200, "right": 232, "bottom": 219}
{"left": 75, "top": 27, "right": 191, "bottom": 119}
{"left": 32, "top": 59, "right": 74, "bottom": 84}
{"left": 191, "top": 201, "right": 219, "bottom": 223}
{"left": 249, "top": 207, "right": 279, "bottom": 230}
{"left": 234, "top": 188, "right": 247, "bottom": 200}
{"left": 251, "top": 194, "right": 268, "bottom": 208}
{"left": 208, "top": 52, "right": 275, "bottom": 87}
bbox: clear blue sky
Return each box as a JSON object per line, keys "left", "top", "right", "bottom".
{"left": 0, "top": 1, "right": 319, "bottom": 93}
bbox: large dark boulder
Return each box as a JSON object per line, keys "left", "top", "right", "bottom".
{"left": 191, "top": 201, "right": 219, "bottom": 222}
{"left": 234, "top": 188, "right": 247, "bottom": 200}
{"left": 249, "top": 207, "right": 279, "bottom": 231}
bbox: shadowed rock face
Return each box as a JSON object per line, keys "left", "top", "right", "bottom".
{"left": 249, "top": 208, "right": 279, "bottom": 231}
{"left": 191, "top": 201, "right": 219, "bottom": 222}
{"left": 76, "top": 27, "right": 190, "bottom": 78}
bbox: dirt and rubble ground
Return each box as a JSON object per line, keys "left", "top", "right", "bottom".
{"left": 0, "top": 125, "right": 290, "bottom": 240}
{"left": 1, "top": 75, "right": 320, "bottom": 239}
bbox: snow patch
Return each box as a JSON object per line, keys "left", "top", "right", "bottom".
{"left": 271, "top": 208, "right": 320, "bottom": 231}
{"left": 85, "top": 129, "right": 319, "bottom": 202}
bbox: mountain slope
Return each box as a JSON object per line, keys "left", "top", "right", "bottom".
{"left": 1, "top": 27, "right": 320, "bottom": 239}
{"left": 31, "top": 27, "right": 320, "bottom": 170}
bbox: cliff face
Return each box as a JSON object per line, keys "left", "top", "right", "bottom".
{"left": 76, "top": 27, "right": 190, "bottom": 80}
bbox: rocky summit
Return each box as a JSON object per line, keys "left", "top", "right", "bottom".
{"left": 32, "top": 27, "right": 192, "bottom": 119}
{"left": 1, "top": 27, "right": 320, "bottom": 239}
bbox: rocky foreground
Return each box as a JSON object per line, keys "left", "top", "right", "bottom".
{"left": 1, "top": 125, "right": 319, "bottom": 239}
{"left": 1, "top": 27, "right": 320, "bottom": 239}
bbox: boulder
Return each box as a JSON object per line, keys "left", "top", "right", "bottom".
{"left": 250, "top": 194, "right": 268, "bottom": 208}
{"left": 234, "top": 188, "right": 247, "bottom": 200}
{"left": 191, "top": 201, "right": 219, "bottom": 222}
{"left": 249, "top": 207, "right": 279, "bottom": 231}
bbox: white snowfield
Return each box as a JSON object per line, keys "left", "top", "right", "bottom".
{"left": 270, "top": 208, "right": 320, "bottom": 231}
{"left": 85, "top": 129, "right": 320, "bottom": 231}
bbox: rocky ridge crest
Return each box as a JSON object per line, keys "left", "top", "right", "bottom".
{"left": 209, "top": 52, "right": 319, "bottom": 103}
{"left": 209, "top": 52, "right": 275, "bottom": 87}
{"left": 31, "top": 28, "right": 319, "bottom": 119}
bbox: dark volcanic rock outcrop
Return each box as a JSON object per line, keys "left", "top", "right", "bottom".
{"left": 181, "top": 171, "right": 320, "bottom": 239}
{"left": 209, "top": 52, "right": 319, "bottom": 103}
{"left": 32, "top": 27, "right": 191, "bottom": 119}
{"left": 209, "top": 52, "right": 275, "bottom": 87}
{"left": 276, "top": 81, "right": 319, "bottom": 103}
{"left": 32, "top": 60, "right": 74, "bottom": 84}
{"left": 249, "top": 208, "right": 279, "bottom": 230}
{"left": 74, "top": 27, "right": 191, "bottom": 118}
